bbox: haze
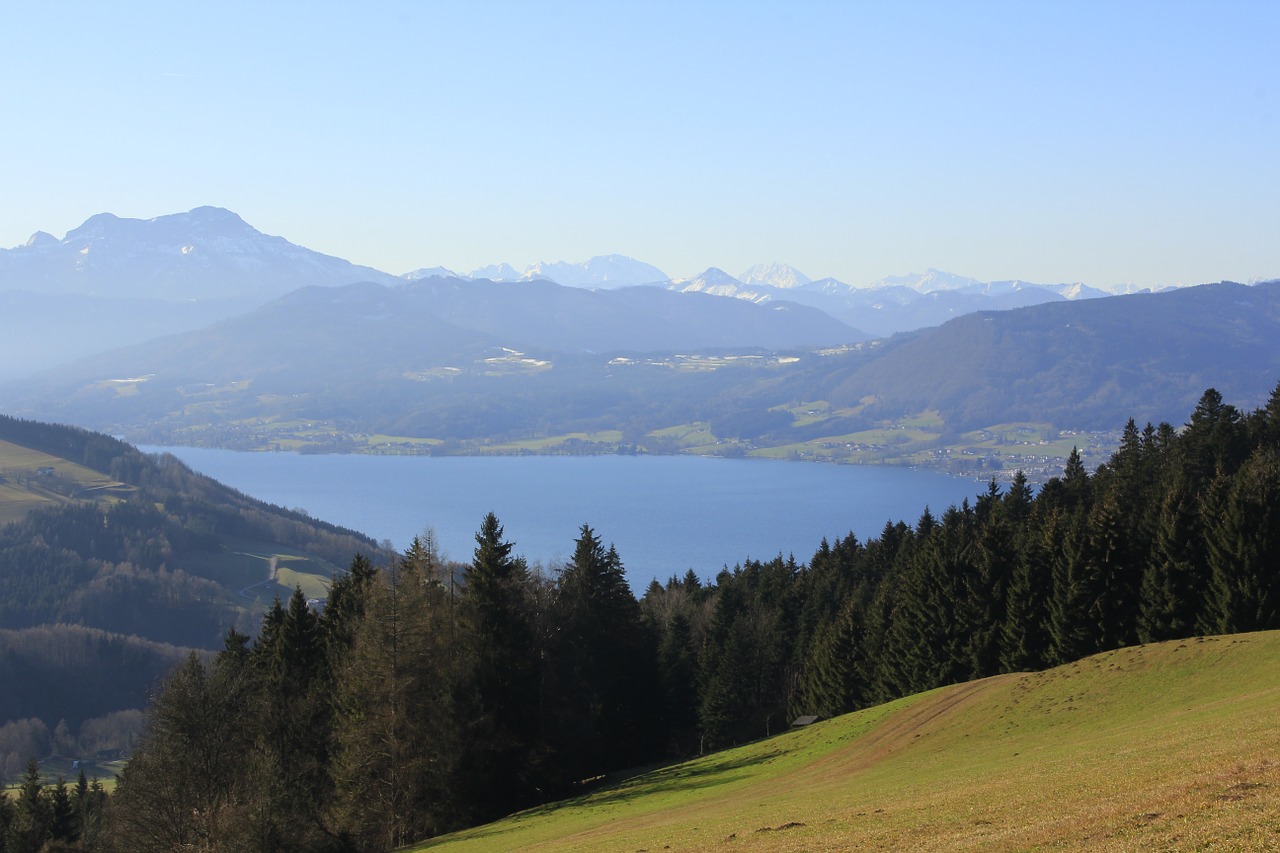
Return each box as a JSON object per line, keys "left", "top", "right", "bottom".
{"left": 1, "top": 1, "right": 1276, "bottom": 289}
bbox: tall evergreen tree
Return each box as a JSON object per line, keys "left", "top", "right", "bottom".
{"left": 458, "top": 513, "right": 542, "bottom": 818}
{"left": 6, "top": 759, "right": 48, "bottom": 853}
{"left": 1204, "top": 447, "right": 1280, "bottom": 633}
{"left": 548, "top": 526, "right": 658, "bottom": 783}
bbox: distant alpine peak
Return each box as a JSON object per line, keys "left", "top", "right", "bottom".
{"left": 739, "top": 262, "right": 812, "bottom": 289}
{"left": 62, "top": 206, "right": 259, "bottom": 245}
{"left": 870, "top": 268, "right": 986, "bottom": 293}
{"left": 467, "top": 262, "right": 523, "bottom": 282}
{"left": 674, "top": 267, "right": 743, "bottom": 288}
{"left": 166, "top": 205, "right": 252, "bottom": 229}
{"left": 22, "top": 231, "right": 58, "bottom": 249}
{"left": 523, "top": 254, "right": 669, "bottom": 289}
{"left": 402, "top": 265, "right": 459, "bottom": 281}
{"left": 0, "top": 205, "right": 401, "bottom": 302}
{"left": 867, "top": 267, "right": 1103, "bottom": 300}
{"left": 457, "top": 254, "right": 668, "bottom": 288}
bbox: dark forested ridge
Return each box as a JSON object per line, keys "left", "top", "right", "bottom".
{"left": 86, "top": 383, "right": 1280, "bottom": 853}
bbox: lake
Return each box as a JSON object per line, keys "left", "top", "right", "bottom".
{"left": 145, "top": 448, "right": 987, "bottom": 589}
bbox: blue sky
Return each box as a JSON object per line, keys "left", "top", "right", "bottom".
{"left": 1, "top": 1, "right": 1275, "bottom": 287}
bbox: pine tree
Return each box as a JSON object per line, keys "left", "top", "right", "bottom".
{"left": 7, "top": 759, "right": 49, "bottom": 853}
{"left": 549, "top": 526, "right": 658, "bottom": 783}
{"left": 655, "top": 611, "right": 699, "bottom": 756}
{"left": 457, "top": 513, "right": 542, "bottom": 818}
{"left": 322, "top": 552, "right": 377, "bottom": 660}
{"left": 998, "top": 472, "right": 1049, "bottom": 671}
{"left": 1137, "top": 483, "right": 1203, "bottom": 642}
{"left": 46, "top": 777, "right": 74, "bottom": 844}
{"left": 1204, "top": 447, "right": 1280, "bottom": 633}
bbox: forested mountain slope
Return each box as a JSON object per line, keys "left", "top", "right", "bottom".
{"left": 5, "top": 280, "right": 1277, "bottom": 462}
{"left": 809, "top": 278, "right": 1280, "bottom": 431}
{"left": 0, "top": 415, "right": 392, "bottom": 740}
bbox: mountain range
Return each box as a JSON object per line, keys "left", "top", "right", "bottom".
{"left": 0, "top": 205, "right": 1129, "bottom": 382}
{"left": 2, "top": 206, "right": 1277, "bottom": 470}
{"left": 0, "top": 205, "right": 1156, "bottom": 382}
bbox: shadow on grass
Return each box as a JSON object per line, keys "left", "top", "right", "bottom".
{"left": 423, "top": 749, "right": 784, "bottom": 848}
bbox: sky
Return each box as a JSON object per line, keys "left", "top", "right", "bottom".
{"left": 1, "top": 1, "right": 1276, "bottom": 288}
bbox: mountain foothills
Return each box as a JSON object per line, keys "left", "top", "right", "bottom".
{"left": 5, "top": 277, "right": 1279, "bottom": 481}
{"left": 1, "top": 208, "right": 1276, "bottom": 477}
{"left": 0, "top": 414, "right": 390, "bottom": 781}
{"left": 3, "top": 383, "right": 1272, "bottom": 851}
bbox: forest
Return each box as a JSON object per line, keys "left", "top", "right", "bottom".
{"left": 2, "top": 384, "right": 1279, "bottom": 852}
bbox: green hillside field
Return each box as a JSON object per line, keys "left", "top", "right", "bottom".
{"left": 413, "top": 632, "right": 1280, "bottom": 852}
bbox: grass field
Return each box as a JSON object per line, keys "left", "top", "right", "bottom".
{"left": 178, "top": 536, "right": 340, "bottom": 602}
{"left": 411, "top": 632, "right": 1280, "bottom": 852}
{"left": 0, "top": 438, "right": 133, "bottom": 525}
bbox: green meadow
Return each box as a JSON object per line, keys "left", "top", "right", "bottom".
{"left": 413, "top": 632, "right": 1280, "bottom": 852}
{"left": 0, "top": 438, "right": 134, "bottom": 525}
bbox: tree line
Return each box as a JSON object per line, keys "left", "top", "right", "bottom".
{"left": 17, "top": 384, "right": 1279, "bottom": 852}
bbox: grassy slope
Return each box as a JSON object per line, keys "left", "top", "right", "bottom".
{"left": 0, "top": 437, "right": 337, "bottom": 600}
{"left": 0, "top": 438, "right": 132, "bottom": 524}
{"left": 414, "top": 632, "right": 1280, "bottom": 852}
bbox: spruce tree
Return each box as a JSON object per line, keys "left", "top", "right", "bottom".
{"left": 7, "top": 759, "right": 48, "bottom": 853}
{"left": 1204, "top": 447, "right": 1280, "bottom": 633}
{"left": 458, "top": 513, "right": 542, "bottom": 818}
{"left": 549, "top": 526, "right": 657, "bottom": 782}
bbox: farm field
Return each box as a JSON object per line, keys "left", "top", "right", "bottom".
{"left": 0, "top": 438, "right": 133, "bottom": 525}
{"left": 413, "top": 632, "right": 1280, "bottom": 852}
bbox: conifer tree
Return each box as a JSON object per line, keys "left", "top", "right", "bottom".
{"left": 458, "top": 513, "right": 542, "bottom": 817}
{"left": 7, "top": 759, "right": 48, "bottom": 853}
{"left": 549, "top": 525, "right": 658, "bottom": 782}
{"left": 998, "top": 472, "right": 1049, "bottom": 671}
{"left": 1204, "top": 447, "right": 1280, "bottom": 633}
{"left": 655, "top": 611, "right": 699, "bottom": 756}
{"left": 1137, "top": 483, "right": 1204, "bottom": 642}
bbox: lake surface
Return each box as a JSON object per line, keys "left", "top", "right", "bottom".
{"left": 145, "top": 448, "right": 986, "bottom": 589}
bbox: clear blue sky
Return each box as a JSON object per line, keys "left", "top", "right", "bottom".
{"left": 1, "top": 1, "right": 1275, "bottom": 287}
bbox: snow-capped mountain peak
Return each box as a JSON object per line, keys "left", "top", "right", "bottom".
{"left": 522, "top": 254, "right": 668, "bottom": 289}
{"left": 402, "top": 266, "right": 459, "bottom": 281}
{"left": 738, "top": 262, "right": 812, "bottom": 289}
{"left": 467, "top": 262, "right": 523, "bottom": 282}
{"left": 0, "top": 206, "right": 400, "bottom": 301}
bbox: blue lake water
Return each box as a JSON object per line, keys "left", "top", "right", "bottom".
{"left": 145, "top": 448, "right": 986, "bottom": 590}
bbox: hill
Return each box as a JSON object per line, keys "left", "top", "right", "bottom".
{"left": 813, "top": 278, "right": 1280, "bottom": 431}
{"left": 0, "top": 278, "right": 861, "bottom": 450}
{"left": 412, "top": 632, "right": 1280, "bottom": 852}
{"left": 0, "top": 415, "right": 393, "bottom": 740}
{"left": 5, "top": 279, "right": 1278, "bottom": 480}
{"left": 0, "top": 415, "right": 388, "bottom": 647}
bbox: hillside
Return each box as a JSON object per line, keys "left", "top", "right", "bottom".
{"left": 414, "top": 632, "right": 1280, "bottom": 852}
{"left": 4, "top": 279, "right": 1277, "bottom": 482}
{"left": 815, "top": 278, "right": 1280, "bottom": 431}
{"left": 0, "top": 415, "right": 394, "bottom": 742}
{"left": 0, "top": 415, "right": 389, "bottom": 645}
